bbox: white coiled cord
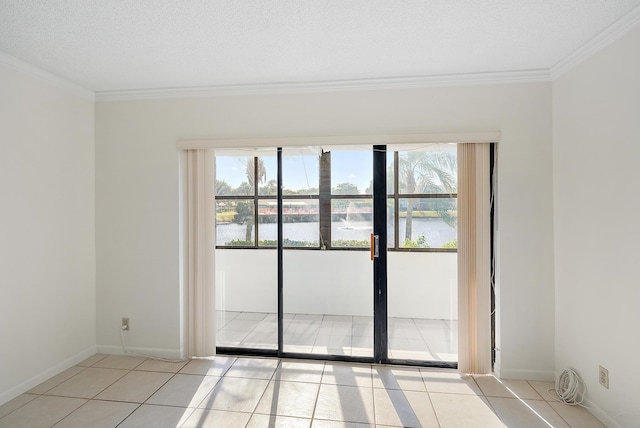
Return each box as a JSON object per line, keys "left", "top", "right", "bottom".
{"left": 550, "top": 368, "right": 640, "bottom": 426}
{"left": 553, "top": 368, "right": 586, "bottom": 405}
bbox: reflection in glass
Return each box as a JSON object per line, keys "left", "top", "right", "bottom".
{"left": 398, "top": 198, "right": 457, "bottom": 248}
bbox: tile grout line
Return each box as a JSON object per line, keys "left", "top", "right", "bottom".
{"left": 8, "top": 354, "right": 571, "bottom": 428}
{"left": 247, "top": 357, "right": 281, "bottom": 424}
{"left": 371, "top": 362, "right": 378, "bottom": 427}
{"left": 308, "top": 362, "right": 328, "bottom": 424}
{"left": 217, "top": 311, "right": 457, "bottom": 361}
{"left": 525, "top": 379, "right": 577, "bottom": 428}
{"left": 420, "top": 369, "right": 444, "bottom": 428}
{"left": 193, "top": 356, "right": 238, "bottom": 410}
{"left": 57, "top": 356, "right": 179, "bottom": 428}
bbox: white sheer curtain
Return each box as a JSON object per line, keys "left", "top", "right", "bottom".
{"left": 457, "top": 143, "right": 492, "bottom": 374}
{"left": 181, "top": 149, "right": 216, "bottom": 357}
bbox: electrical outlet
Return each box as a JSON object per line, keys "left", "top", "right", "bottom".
{"left": 599, "top": 365, "right": 609, "bottom": 389}
{"left": 122, "top": 317, "right": 130, "bottom": 331}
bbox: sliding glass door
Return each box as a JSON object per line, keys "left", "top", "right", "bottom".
{"left": 214, "top": 143, "right": 459, "bottom": 367}
{"left": 282, "top": 147, "right": 374, "bottom": 358}
{"left": 386, "top": 145, "right": 459, "bottom": 364}
{"left": 214, "top": 150, "right": 279, "bottom": 351}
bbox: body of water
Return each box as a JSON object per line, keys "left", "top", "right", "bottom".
{"left": 217, "top": 218, "right": 456, "bottom": 248}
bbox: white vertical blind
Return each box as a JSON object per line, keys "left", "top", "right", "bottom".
{"left": 457, "top": 143, "right": 492, "bottom": 374}
{"left": 182, "top": 149, "right": 216, "bottom": 357}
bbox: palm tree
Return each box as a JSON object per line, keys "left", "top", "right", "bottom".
{"left": 246, "top": 157, "right": 266, "bottom": 190}
{"left": 216, "top": 179, "right": 232, "bottom": 196}
{"left": 241, "top": 157, "right": 266, "bottom": 241}
{"left": 399, "top": 150, "right": 457, "bottom": 243}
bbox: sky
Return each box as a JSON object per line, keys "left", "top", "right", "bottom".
{"left": 216, "top": 150, "right": 376, "bottom": 193}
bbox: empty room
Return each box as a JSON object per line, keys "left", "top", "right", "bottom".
{"left": 1, "top": 1, "right": 639, "bottom": 427}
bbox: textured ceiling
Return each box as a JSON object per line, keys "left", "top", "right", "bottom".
{"left": 1, "top": 0, "right": 639, "bottom": 92}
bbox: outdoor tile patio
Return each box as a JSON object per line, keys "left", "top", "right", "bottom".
{"left": 217, "top": 311, "right": 458, "bottom": 362}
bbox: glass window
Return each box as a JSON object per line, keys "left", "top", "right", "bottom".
{"left": 331, "top": 151, "right": 372, "bottom": 195}
{"left": 398, "top": 198, "right": 457, "bottom": 249}
{"left": 331, "top": 198, "right": 373, "bottom": 247}
{"left": 215, "top": 199, "right": 255, "bottom": 246}
{"left": 387, "top": 150, "right": 394, "bottom": 195}
{"left": 257, "top": 200, "right": 277, "bottom": 246}
{"left": 257, "top": 156, "right": 278, "bottom": 196}
{"left": 387, "top": 198, "right": 395, "bottom": 248}
{"left": 398, "top": 147, "right": 457, "bottom": 194}
{"left": 283, "top": 199, "right": 319, "bottom": 247}
{"left": 214, "top": 145, "right": 457, "bottom": 252}
{"left": 215, "top": 156, "right": 258, "bottom": 196}
{"left": 282, "top": 153, "right": 319, "bottom": 195}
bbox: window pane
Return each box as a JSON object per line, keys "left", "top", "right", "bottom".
{"left": 331, "top": 199, "right": 373, "bottom": 247}
{"left": 398, "top": 146, "right": 457, "bottom": 194}
{"left": 284, "top": 199, "right": 319, "bottom": 247}
{"left": 398, "top": 198, "right": 457, "bottom": 248}
{"left": 282, "top": 152, "right": 319, "bottom": 195}
{"left": 387, "top": 198, "right": 395, "bottom": 248}
{"left": 215, "top": 156, "right": 258, "bottom": 196}
{"left": 331, "top": 151, "right": 372, "bottom": 195}
{"left": 257, "top": 199, "right": 277, "bottom": 246}
{"left": 258, "top": 199, "right": 319, "bottom": 247}
{"left": 258, "top": 156, "right": 278, "bottom": 196}
{"left": 215, "top": 199, "right": 255, "bottom": 246}
{"left": 387, "top": 150, "right": 394, "bottom": 194}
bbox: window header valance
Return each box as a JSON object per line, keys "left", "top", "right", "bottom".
{"left": 176, "top": 131, "right": 500, "bottom": 150}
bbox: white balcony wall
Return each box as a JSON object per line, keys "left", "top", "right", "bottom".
{"left": 388, "top": 251, "right": 457, "bottom": 320}
{"left": 215, "top": 249, "right": 457, "bottom": 320}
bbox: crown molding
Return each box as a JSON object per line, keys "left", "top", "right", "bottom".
{"left": 0, "top": 51, "right": 94, "bottom": 100}
{"left": 4, "top": 4, "right": 640, "bottom": 102}
{"left": 95, "top": 69, "right": 550, "bottom": 102}
{"left": 551, "top": 4, "right": 640, "bottom": 79}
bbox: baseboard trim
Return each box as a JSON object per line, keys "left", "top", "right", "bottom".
{"left": 495, "top": 368, "right": 555, "bottom": 381}
{"left": 496, "top": 369, "right": 627, "bottom": 426}
{"left": 97, "top": 344, "right": 183, "bottom": 360}
{"left": 0, "top": 345, "right": 97, "bottom": 406}
{"left": 581, "top": 396, "right": 624, "bottom": 428}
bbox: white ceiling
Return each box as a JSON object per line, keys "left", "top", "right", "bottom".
{"left": 1, "top": 0, "right": 639, "bottom": 93}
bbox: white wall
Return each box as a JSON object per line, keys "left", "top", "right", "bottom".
{"left": 216, "top": 250, "right": 456, "bottom": 320}
{"left": 553, "top": 25, "right": 640, "bottom": 426}
{"left": 0, "top": 62, "right": 95, "bottom": 404}
{"left": 95, "top": 81, "right": 555, "bottom": 378}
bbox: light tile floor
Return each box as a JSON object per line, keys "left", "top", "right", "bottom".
{"left": 217, "top": 311, "right": 458, "bottom": 362}
{"left": 0, "top": 354, "right": 607, "bottom": 428}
